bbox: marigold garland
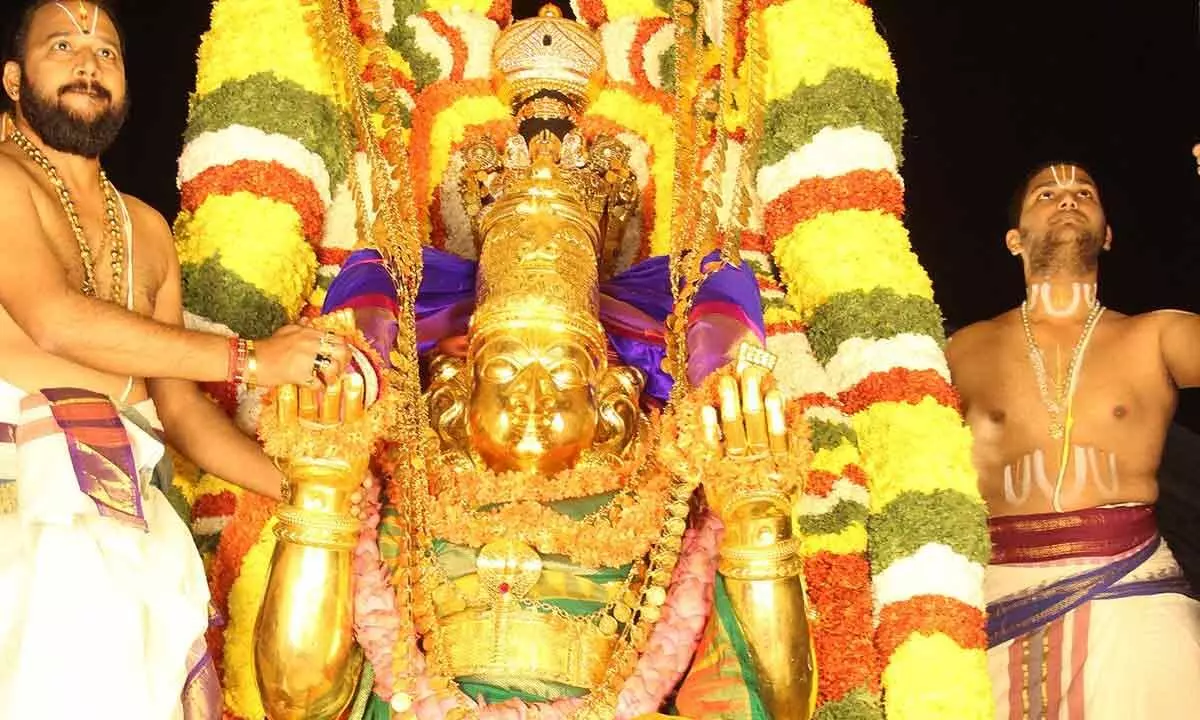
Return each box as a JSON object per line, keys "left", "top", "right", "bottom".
{"left": 851, "top": 399, "right": 980, "bottom": 511}
{"left": 838, "top": 367, "right": 959, "bottom": 415}
{"left": 774, "top": 210, "right": 934, "bottom": 319}
{"left": 757, "top": 126, "right": 899, "bottom": 208}
{"left": 222, "top": 515, "right": 278, "bottom": 718}
{"left": 179, "top": 125, "right": 334, "bottom": 204}
{"left": 867, "top": 490, "right": 990, "bottom": 571}
{"left": 181, "top": 159, "right": 326, "bottom": 242}
{"left": 184, "top": 73, "right": 349, "bottom": 187}
{"left": 761, "top": 67, "right": 903, "bottom": 167}
{"left": 178, "top": 254, "right": 289, "bottom": 339}
{"left": 197, "top": 0, "right": 340, "bottom": 98}
{"left": 803, "top": 551, "right": 879, "bottom": 705}
{"left": 584, "top": 85, "right": 674, "bottom": 256}
{"left": 205, "top": 492, "right": 276, "bottom": 689}
{"left": 757, "top": 1, "right": 990, "bottom": 717}
{"left": 177, "top": 192, "right": 317, "bottom": 318}
{"left": 760, "top": 0, "right": 897, "bottom": 102}
{"left": 875, "top": 595, "right": 987, "bottom": 660}
{"left": 880, "top": 634, "right": 992, "bottom": 720}
{"left": 824, "top": 334, "right": 950, "bottom": 392}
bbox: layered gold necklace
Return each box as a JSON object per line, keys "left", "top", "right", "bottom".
{"left": 1020, "top": 299, "right": 1105, "bottom": 439}
{"left": 10, "top": 128, "right": 125, "bottom": 302}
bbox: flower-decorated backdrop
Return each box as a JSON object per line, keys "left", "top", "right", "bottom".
{"left": 173, "top": 0, "right": 991, "bottom": 718}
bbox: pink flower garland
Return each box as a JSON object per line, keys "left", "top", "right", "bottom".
{"left": 350, "top": 475, "right": 401, "bottom": 699}
{"left": 351, "top": 481, "right": 723, "bottom": 718}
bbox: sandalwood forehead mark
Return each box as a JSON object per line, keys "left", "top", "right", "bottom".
{"left": 53, "top": 2, "right": 99, "bottom": 36}
{"left": 1049, "top": 164, "right": 1077, "bottom": 188}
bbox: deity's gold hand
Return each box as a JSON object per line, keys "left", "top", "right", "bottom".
{"left": 700, "top": 350, "right": 788, "bottom": 459}
{"left": 256, "top": 309, "right": 373, "bottom": 720}
{"left": 276, "top": 372, "right": 366, "bottom": 428}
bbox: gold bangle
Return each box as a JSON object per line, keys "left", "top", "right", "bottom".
{"left": 245, "top": 339, "right": 258, "bottom": 390}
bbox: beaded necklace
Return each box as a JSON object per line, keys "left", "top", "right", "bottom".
{"left": 10, "top": 128, "right": 125, "bottom": 302}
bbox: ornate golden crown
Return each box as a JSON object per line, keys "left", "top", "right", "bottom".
{"left": 466, "top": 131, "right": 608, "bottom": 364}
{"left": 492, "top": 4, "right": 604, "bottom": 108}
{"left": 461, "top": 129, "right": 637, "bottom": 319}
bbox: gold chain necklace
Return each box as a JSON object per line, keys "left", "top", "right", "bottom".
{"left": 9, "top": 128, "right": 125, "bottom": 302}
{"left": 1020, "top": 300, "right": 1105, "bottom": 439}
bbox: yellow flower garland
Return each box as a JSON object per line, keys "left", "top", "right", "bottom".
{"left": 801, "top": 523, "right": 869, "bottom": 557}
{"left": 222, "top": 518, "right": 279, "bottom": 718}
{"left": 760, "top": 0, "right": 897, "bottom": 103}
{"left": 585, "top": 87, "right": 674, "bottom": 255}
{"left": 425, "top": 94, "right": 513, "bottom": 203}
{"left": 177, "top": 193, "right": 318, "bottom": 318}
{"left": 774, "top": 209, "right": 933, "bottom": 318}
{"left": 882, "top": 634, "right": 992, "bottom": 720}
{"left": 599, "top": 0, "right": 669, "bottom": 22}
{"left": 196, "top": 0, "right": 341, "bottom": 100}
{"left": 851, "top": 399, "right": 980, "bottom": 511}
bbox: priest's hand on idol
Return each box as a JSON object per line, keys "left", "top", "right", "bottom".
{"left": 254, "top": 321, "right": 352, "bottom": 388}
{"left": 260, "top": 310, "right": 379, "bottom": 502}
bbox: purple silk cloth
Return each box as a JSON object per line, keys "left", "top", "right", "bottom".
{"left": 986, "top": 535, "right": 1195, "bottom": 648}
{"left": 324, "top": 248, "right": 765, "bottom": 401}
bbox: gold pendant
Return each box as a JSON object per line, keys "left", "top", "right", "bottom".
{"left": 475, "top": 539, "right": 542, "bottom": 600}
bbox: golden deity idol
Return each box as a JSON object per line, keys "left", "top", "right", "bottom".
{"left": 254, "top": 6, "right": 815, "bottom": 719}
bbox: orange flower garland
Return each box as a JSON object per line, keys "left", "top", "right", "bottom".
{"left": 763, "top": 168, "right": 905, "bottom": 237}
{"left": 838, "top": 367, "right": 960, "bottom": 415}
{"left": 426, "top": 457, "right": 675, "bottom": 570}
{"left": 432, "top": 434, "right": 654, "bottom": 508}
{"left": 181, "top": 159, "right": 326, "bottom": 242}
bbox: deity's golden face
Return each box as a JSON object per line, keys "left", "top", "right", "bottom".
{"left": 467, "top": 325, "right": 601, "bottom": 475}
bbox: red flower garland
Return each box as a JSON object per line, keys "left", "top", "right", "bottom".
{"left": 628, "top": 17, "right": 670, "bottom": 89}
{"left": 806, "top": 462, "right": 868, "bottom": 496}
{"left": 763, "top": 169, "right": 904, "bottom": 241}
{"left": 875, "top": 595, "right": 988, "bottom": 661}
{"left": 574, "top": 0, "right": 608, "bottom": 28}
{"left": 206, "top": 492, "right": 278, "bottom": 667}
{"left": 803, "top": 551, "right": 880, "bottom": 703}
{"left": 181, "top": 159, "right": 327, "bottom": 243}
{"left": 418, "top": 11, "right": 469, "bottom": 82}
{"left": 838, "top": 367, "right": 960, "bottom": 415}
{"left": 578, "top": 113, "right": 659, "bottom": 263}
{"left": 408, "top": 79, "right": 515, "bottom": 230}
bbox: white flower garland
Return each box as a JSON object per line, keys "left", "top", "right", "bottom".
{"left": 825, "top": 333, "right": 950, "bottom": 392}
{"left": 756, "top": 125, "right": 900, "bottom": 206}
{"left": 322, "top": 181, "right": 359, "bottom": 250}
{"left": 409, "top": 14, "right": 454, "bottom": 82}
{"left": 601, "top": 17, "right": 640, "bottom": 85}
{"left": 797, "top": 477, "right": 870, "bottom": 517}
{"left": 641, "top": 23, "right": 674, "bottom": 90}
{"left": 765, "top": 331, "right": 835, "bottom": 398}
{"left": 178, "top": 124, "right": 332, "bottom": 206}
{"left": 872, "top": 542, "right": 987, "bottom": 620}
{"left": 441, "top": 9, "right": 500, "bottom": 80}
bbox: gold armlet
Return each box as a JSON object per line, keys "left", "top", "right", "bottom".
{"left": 274, "top": 505, "right": 361, "bottom": 550}
{"left": 716, "top": 490, "right": 802, "bottom": 581}
{"left": 718, "top": 539, "right": 804, "bottom": 581}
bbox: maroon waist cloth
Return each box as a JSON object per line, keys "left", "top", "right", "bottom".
{"left": 989, "top": 505, "right": 1158, "bottom": 565}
